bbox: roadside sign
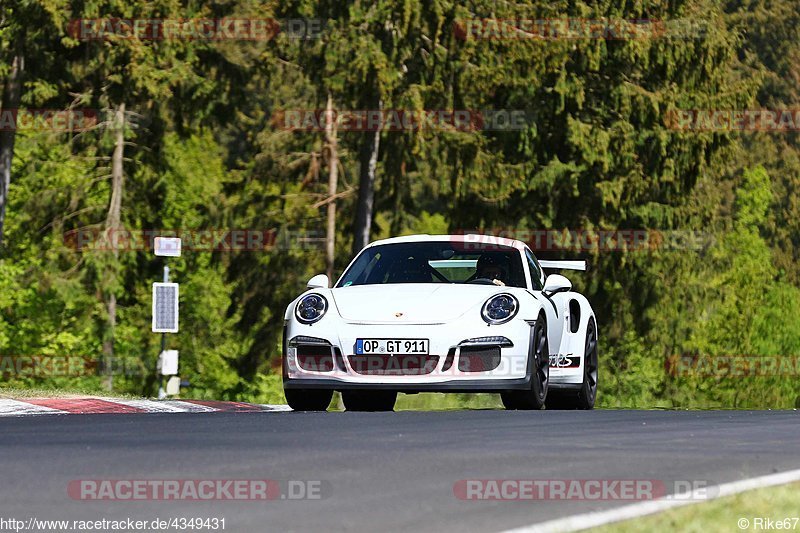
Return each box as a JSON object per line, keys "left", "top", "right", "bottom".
{"left": 154, "top": 237, "right": 181, "bottom": 257}
{"left": 166, "top": 376, "right": 181, "bottom": 396}
{"left": 158, "top": 349, "right": 179, "bottom": 375}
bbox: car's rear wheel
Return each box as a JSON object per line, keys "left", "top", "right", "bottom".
{"left": 342, "top": 390, "right": 397, "bottom": 412}
{"left": 501, "top": 314, "right": 549, "bottom": 410}
{"left": 284, "top": 388, "right": 333, "bottom": 411}
{"left": 547, "top": 317, "right": 598, "bottom": 410}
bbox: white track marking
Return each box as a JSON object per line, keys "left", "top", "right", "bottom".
{"left": 113, "top": 399, "right": 195, "bottom": 413}
{"left": 0, "top": 399, "right": 294, "bottom": 416}
{"left": 0, "top": 399, "right": 65, "bottom": 417}
{"left": 257, "top": 404, "right": 293, "bottom": 412}
{"left": 503, "top": 468, "right": 800, "bottom": 533}
{"left": 159, "top": 400, "right": 219, "bottom": 413}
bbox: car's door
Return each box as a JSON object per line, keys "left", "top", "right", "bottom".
{"left": 524, "top": 249, "right": 565, "bottom": 356}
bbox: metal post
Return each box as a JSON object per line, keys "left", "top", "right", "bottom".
{"left": 152, "top": 236, "right": 181, "bottom": 399}
{"left": 158, "top": 264, "right": 169, "bottom": 398}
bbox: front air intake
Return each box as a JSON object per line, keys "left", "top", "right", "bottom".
{"left": 296, "top": 345, "right": 334, "bottom": 372}
{"left": 457, "top": 346, "right": 501, "bottom": 372}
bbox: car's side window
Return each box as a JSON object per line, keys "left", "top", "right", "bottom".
{"left": 525, "top": 249, "right": 544, "bottom": 291}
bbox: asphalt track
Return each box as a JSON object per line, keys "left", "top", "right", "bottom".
{"left": 1, "top": 409, "right": 799, "bottom": 532}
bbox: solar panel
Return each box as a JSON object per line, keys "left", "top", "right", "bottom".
{"left": 152, "top": 282, "right": 179, "bottom": 332}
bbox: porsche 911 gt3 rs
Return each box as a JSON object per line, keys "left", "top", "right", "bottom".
{"left": 282, "top": 234, "right": 598, "bottom": 411}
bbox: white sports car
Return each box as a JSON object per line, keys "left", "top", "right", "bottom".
{"left": 282, "top": 234, "right": 598, "bottom": 411}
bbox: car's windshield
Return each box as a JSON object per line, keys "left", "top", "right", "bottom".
{"left": 336, "top": 241, "right": 526, "bottom": 288}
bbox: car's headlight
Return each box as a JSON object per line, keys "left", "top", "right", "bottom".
{"left": 481, "top": 293, "right": 519, "bottom": 325}
{"left": 295, "top": 293, "right": 328, "bottom": 324}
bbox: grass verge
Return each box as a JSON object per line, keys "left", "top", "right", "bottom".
{"left": 0, "top": 386, "right": 141, "bottom": 400}
{"left": 591, "top": 482, "right": 800, "bottom": 533}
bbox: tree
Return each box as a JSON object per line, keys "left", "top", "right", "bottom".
{"left": 324, "top": 93, "right": 339, "bottom": 281}
{"left": 0, "top": 51, "right": 23, "bottom": 249}
{"left": 0, "top": 0, "right": 74, "bottom": 249}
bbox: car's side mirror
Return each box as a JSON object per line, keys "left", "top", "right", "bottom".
{"left": 543, "top": 274, "right": 572, "bottom": 295}
{"left": 307, "top": 274, "right": 329, "bottom": 289}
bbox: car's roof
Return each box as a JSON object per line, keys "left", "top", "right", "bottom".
{"left": 366, "top": 234, "right": 527, "bottom": 251}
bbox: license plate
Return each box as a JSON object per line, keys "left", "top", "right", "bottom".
{"left": 355, "top": 338, "right": 429, "bottom": 355}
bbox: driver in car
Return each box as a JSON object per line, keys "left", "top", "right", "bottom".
{"left": 473, "top": 254, "right": 508, "bottom": 286}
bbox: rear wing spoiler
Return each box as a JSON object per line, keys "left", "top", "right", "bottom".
{"left": 538, "top": 260, "right": 587, "bottom": 271}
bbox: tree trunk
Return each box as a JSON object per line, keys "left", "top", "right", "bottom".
{"left": 106, "top": 103, "right": 125, "bottom": 231}
{"left": 102, "top": 103, "right": 125, "bottom": 390}
{"left": 324, "top": 93, "right": 339, "bottom": 283}
{"left": 0, "top": 53, "right": 25, "bottom": 250}
{"left": 352, "top": 99, "right": 382, "bottom": 255}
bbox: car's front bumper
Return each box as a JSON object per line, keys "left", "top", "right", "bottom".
{"left": 283, "top": 317, "right": 533, "bottom": 392}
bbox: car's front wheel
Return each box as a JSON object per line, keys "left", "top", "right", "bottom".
{"left": 284, "top": 388, "right": 333, "bottom": 411}
{"left": 342, "top": 390, "right": 397, "bottom": 412}
{"left": 501, "top": 314, "right": 549, "bottom": 410}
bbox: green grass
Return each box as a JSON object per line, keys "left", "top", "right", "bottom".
{"left": 0, "top": 386, "right": 141, "bottom": 399}
{"left": 592, "top": 482, "right": 800, "bottom": 533}
{"left": 395, "top": 392, "right": 503, "bottom": 410}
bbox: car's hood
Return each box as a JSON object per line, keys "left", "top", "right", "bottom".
{"left": 329, "top": 283, "right": 508, "bottom": 323}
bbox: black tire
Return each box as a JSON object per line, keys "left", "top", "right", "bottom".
{"left": 547, "top": 317, "right": 598, "bottom": 410}
{"left": 342, "top": 390, "right": 397, "bottom": 412}
{"left": 284, "top": 388, "right": 333, "bottom": 411}
{"left": 501, "top": 314, "right": 549, "bottom": 410}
